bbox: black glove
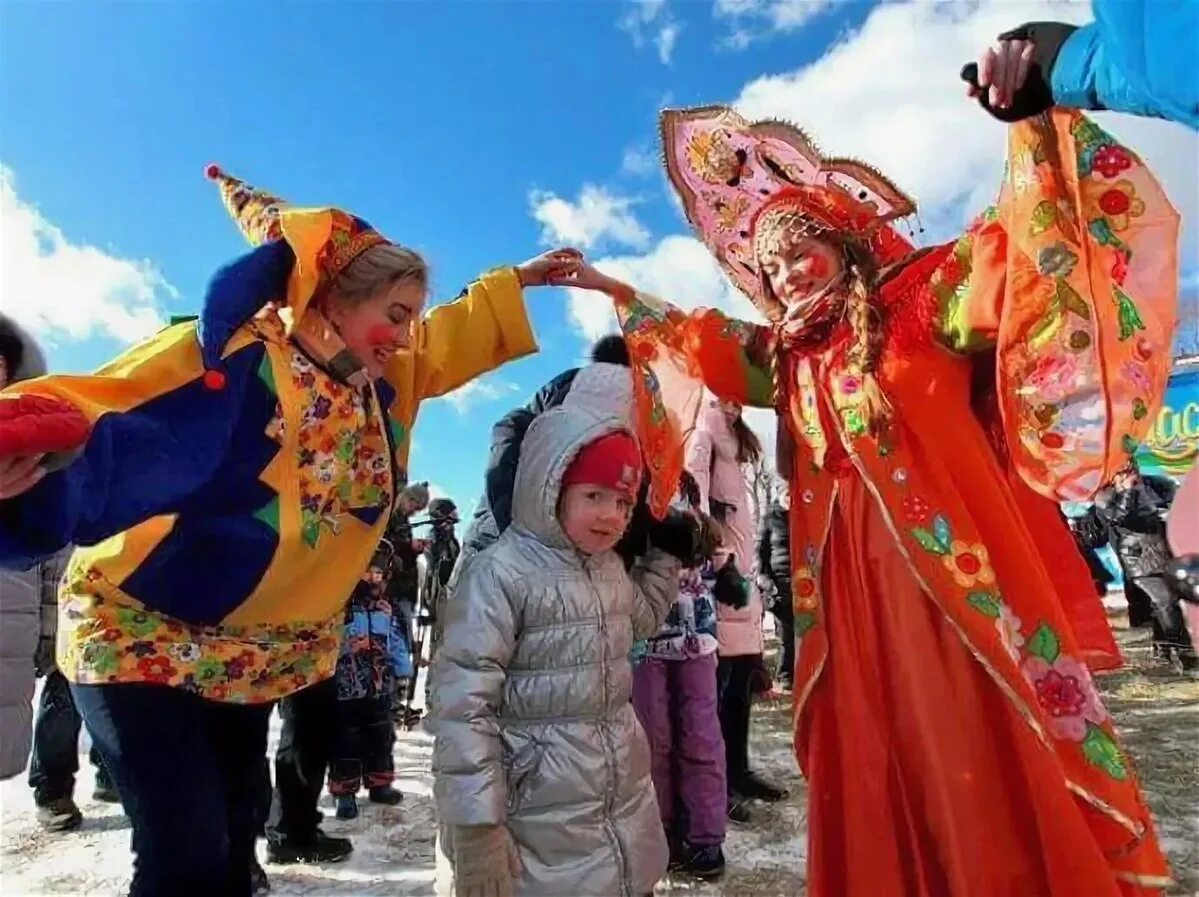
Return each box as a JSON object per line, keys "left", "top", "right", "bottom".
{"left": 713, "top": 556, "right": 750, "bottom": 609}
{"left": 647, "top": 507, "right": 703, "bottom": 566}
{"left": 961, "top": 22, "right": 1079, "bottom": 123}
{"left": 1169, "top": 556, "right": 1199, "bottom": 606}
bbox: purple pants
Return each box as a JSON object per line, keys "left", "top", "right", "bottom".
{"left": 631, "top": 654, "right": 726, "bottom": 847}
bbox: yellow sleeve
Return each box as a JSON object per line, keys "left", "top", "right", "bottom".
{"left": 408, "top": 267, "right": 538, "bottom": 400}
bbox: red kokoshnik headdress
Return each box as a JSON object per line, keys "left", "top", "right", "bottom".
{"left": 660, "top": 105, "right": 919, "bottom": 321}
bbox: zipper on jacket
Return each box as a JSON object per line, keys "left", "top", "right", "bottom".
{"left": 585, "top": 560, "right": 631, "bottom": 897}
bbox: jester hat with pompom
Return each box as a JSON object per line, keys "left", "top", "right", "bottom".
{"left": 196, "top": 164, "right": 391, "bottom": 389}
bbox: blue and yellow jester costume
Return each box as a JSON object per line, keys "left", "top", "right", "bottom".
{"left": 0, "top": 167, "right": 538, "bottom": 704}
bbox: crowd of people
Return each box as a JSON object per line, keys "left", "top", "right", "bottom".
{"left": 1, "top": 2, "right": 1197, "bottom": 896}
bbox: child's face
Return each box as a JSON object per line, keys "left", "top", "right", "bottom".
{"left": 558, "top": 483, "right": 634, "bottom": 555}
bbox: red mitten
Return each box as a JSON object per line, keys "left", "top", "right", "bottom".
{"left": 0, "top": 394, "right": 91, "bottom": 457}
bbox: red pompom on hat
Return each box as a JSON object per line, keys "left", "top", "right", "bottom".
{"left": 561, "top": 431, "right": 642, "bottom": 498}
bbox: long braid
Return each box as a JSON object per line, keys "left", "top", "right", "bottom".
{"left": 838, "top": 240, "right": 893, "bottom": 436}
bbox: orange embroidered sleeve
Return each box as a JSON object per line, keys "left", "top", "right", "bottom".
{"left": 928, "top": 109, "right": 1180, "bottom": 501}
{"left": 612, "top": 287, "right": 777, "bottom": 516}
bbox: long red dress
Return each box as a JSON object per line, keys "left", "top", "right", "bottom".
{"left": 615, "top": 109, "right": 1178, "bottom": 894}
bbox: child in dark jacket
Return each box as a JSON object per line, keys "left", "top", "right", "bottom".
{"left": 328, "top": 543, "right": 413, "bottom": 819}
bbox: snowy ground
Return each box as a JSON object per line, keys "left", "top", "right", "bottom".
{"left": 2, "top": 613, "right": 1196, "bottom": 897}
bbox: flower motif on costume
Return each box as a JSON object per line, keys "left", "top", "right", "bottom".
{"left": 1084, "top": 179, "right": 1145, "bottom": 233}
{"left": 713, "top": 196, "right": 750, "bottom": 231}
{"left": 687, "top": 128, "right": 743, "bottom": 185}
{"left": 941, "top": 540, "right": 995, "bottom": 588}
{"left": 1025, "top": 351, "right": 1081, "bottom": 404}
{"left": 1091, "top": 145, "right": 1133, "bottom": 180}
{"left": 1010, "top": 148, "right": 1041, "bottom": 194}
{"left": 1121, "top": 360, "right": 1151, "bottom": 393}
{"left": 138, "top": 655, "right": 178, "bottom": 684}
{"left": 792, "top": 568, "right": 819, "bottom": 611}
{"left": 902, "top": 494, "right": 931, "bottom": 525}
{"left": 1036, "top": 244, "right": 1078, "bottom": 279}
{"left": 168, "top": 642, "right": 202, "bottom": 664}
{"left": 1022, "top": 646, "right": 1107, "bottom": 743}
{"left": 995, "top": 604, "right": 1026, "bottom": 663}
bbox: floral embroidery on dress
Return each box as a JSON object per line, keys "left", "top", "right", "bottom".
{"left": 902, "top": 501, "right": 1132, "bottom": 780}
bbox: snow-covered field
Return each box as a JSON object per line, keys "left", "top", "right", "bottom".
{"left": 2, "top": 620, "right": 1196, "bottom": 896}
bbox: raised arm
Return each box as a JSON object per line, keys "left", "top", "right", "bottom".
{"left": 560, "top": 265, "right": 779, "bottom": 518}
{"left": 925, "top": 109, "right": 1179, "bottom": 501}
{"left": 0, "top": 324, "right": 259, "bottom": 568}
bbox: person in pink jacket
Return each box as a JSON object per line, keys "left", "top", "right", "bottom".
{"left": 1167, "top": 471, "right": 1199, "bottom": 656}
{"left": 684, "top": 394, "right": 788, "bottom": 820}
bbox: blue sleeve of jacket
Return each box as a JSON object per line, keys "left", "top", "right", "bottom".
{"left": 0, "top": 340, "right": 269, "bottom": 570}
{"left": 1052, "top": 0, "right": 1198, "bottom": 129}
{"left": 0, "top": 242, "right": 290, "bottom": 571}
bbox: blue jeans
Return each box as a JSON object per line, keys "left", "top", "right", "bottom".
{"left": 72, "top": 682, "right": 271, "bottom": 897}
{"left": 28, "top": 669, "right": 111, "bottom": 804}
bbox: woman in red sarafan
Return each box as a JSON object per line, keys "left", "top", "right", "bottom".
{"left": 570, "top": 105, "right": 1179, "bottom": 895}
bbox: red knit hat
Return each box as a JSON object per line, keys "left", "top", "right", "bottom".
{"left": 562, "top": 432, "right": 642, "bottom": 498}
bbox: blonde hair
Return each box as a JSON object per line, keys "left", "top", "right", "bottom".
{"left": 328, "top": 244, "right": 429, "bottom": 305}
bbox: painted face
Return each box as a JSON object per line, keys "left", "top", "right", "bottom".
{"left": 558, "top": 483, "right": 635, "bottom": 555}
{"left": 326, "top": 280, "right": 427, "bottom": 379}
{"left": 758, "top": 234, "right": 845, "bottom": 316}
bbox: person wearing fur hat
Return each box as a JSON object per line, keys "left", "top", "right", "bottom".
{"left": 431, "top": 410, "right": 679, "bottom": 897}
{"left": 0, "top": 164, "right": 596, "bottom": 896}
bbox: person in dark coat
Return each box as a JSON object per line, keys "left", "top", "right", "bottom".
{"left": 756, "top": 483, "right": 794, "bottom": 692}
{"left": 419, "top": 498, "right": 460, "bottom": 708}
{"left": 460, "top": 335, "right": 703, "bottom": 576}
{"left": 1079, "top": 464, "right": 1193, "bottom": 669}
{"left": 461, "top": 335, "right": 630, "bottom": 557}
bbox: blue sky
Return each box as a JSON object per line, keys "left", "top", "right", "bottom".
{"left": 3, "top": 0, "right": 1196, "bottom": 517}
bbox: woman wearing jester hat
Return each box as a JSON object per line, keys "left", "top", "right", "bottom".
{"left": 570, "top": 105, "right": 1180, "bottom": 894}
{"left": 0, "top": 165, "right": 588, "bottom": 896}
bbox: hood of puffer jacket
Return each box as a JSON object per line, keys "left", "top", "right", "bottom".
{"left": 0, "top": 314, "right": 48, "bottom": 383}
{"left": 561, "top": 361, "right": 633, "bottom": 421}
{"left": 512, "top": 402, "right": 639, "bottom": 550}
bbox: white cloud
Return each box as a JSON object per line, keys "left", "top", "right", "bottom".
{"left": 566, "top": 234, "right": 764, "bottom": 342}
{"left": 529, "top": 185, "right": 651, "bottom": 251}
{"left": 562, "top": 0, "right": 1197, "bottom": 344}
{"left": 732, "top": 0, "right": 1199, "bottom": 250}
{"left": 714, "top": 0, "right": 839, "bottom": 48}
{"left": 621, "top": 145, "right": 657, "bottom": 177}
{"left": 0, "top": 166, "right": 175, "bottom": 345}
{"left": 442, "top": 373, "right": 522, "bottom": 413}
{"left": 655, "top": 23, "right": 680, "bottom": 64}
{"left": 620, "top": 0, "right": 680, "bottom": 64}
